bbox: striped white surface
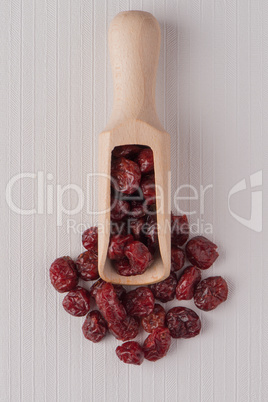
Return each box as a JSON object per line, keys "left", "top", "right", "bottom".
{"left": 1, "top": 0, "right": 267, "bottom": 401}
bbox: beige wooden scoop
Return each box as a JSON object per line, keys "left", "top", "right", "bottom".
{"left": 98, "top": 10, "right": 171, "bottom": 285}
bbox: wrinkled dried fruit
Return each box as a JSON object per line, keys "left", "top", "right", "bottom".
{"left": 95, "top": 282, "right": 127, "bottom": 323}
{"left": 108, "top": 234, "right": 133, "bottom": 260}
{"left": 141, "top": 304, "right": 166, "bottom": 333}
{"left": 112, "top": 145, "right": 141, "bottom": 159}
{"left": 116, "top": 341, "right": 144, "bottom": 365}
{"left": 130, "top": 201, "right": 146, "bottom": 218}
{"left": 82, "top": 310, "right": 108, "bottom": 343}
{"left": 186, "top": 236, "right": 219, "bottom": 269}
{"left": 82, "top": 227, "right": 98, "bottom": 252}
{"left": 124, "top": 241, "right": 153, "bottom": 275}
{"left": 109, "top": 315, "right": 140, "bottom": 341}
{"left": 76, "top": 251, "right": 99, "bottom": 281}
{"left": 114, "top": 257, "right": 138, "bottom": 277}
{"left": 123, "top": 287, "right": 155, "bottom": 317}
{"left": 141, "top": 174, "right": 156, "bottom": 205}
{"left": 129, "top": 217, "right": 145, "bottom": 240}
{"left": 171, "top": 247, "right": 185, "bottom": 272}
{"left": 166, "top": 307, "right": 201, "bottom": 339}
{"left": 49, "top": 256, "right": 78, "bottom": 293}
{"left": 90, "top": 278, "right": 126, "bottom": 301}
{"left": 149, "top": 273, "right": 177, "bottom": 303}
{"left": 194, "top": 276, "right": 228, "bottom": 311}
{"left": 136, "top": 148, "right": 154, "bottom": 173}
{"left": 143, "top": 327, "right": 171, "bottom": 362}
{"left": 111, "top": 157, "right": 141, "bottom": 195}
{"left": 110, "top": 197, "right": 130, "bottom": 221}
{"left": 110, "top": 221, "right": 127, "bottom": 236}
{"left": 62, "top": 287, "right": 91, "bottom": 317}
{"left": 144, "top": 215, "right": 158, "bottom": 254}
{"left": 171, "top": 214, "right": 189, "bottom": 246}
{"left": 176, "top": 266, "right": 201, "bottom": 300}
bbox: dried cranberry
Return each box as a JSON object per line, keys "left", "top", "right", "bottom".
{"left": 62, "top": 286, "right": 91, "bottom": 317}
{"left": 110, "top": 221, "right": 127, "bottom": 236}
{"left": 112, "top": 145, "right": 141, "bottom": 159}
{"left": 141, "top": 174, "right": 156, "bottom": 205}
{"left": 110, "top": 197, "right": 130, "bottom": 221}
{"left": 111, "top": 157, "right": 141, "bottom": 195}
{"left": 129, "top": 217, "right": 145, "bottom": 240}
{"left": 95, "top": 282, "right": 127, "bottom": 323}
{"left": 124, "top": 241, "right": 153, "bottom": 275}
{"left": 171, "top": 247, "right": 185, "bottom": 272}
{"left": 90, "top": 278, "right": 126, "bottom": 301}
{"left": 130, "top": 201, "right": 146, "bottom": 218}
{"left": 176, "top": 266, "right": 201, "bottom": 300}
{"left": 82, "top": 310, "right": 108, "bottom": 343}
{"left": 143, "top": 327, "right": 171, "bottom": 362}
{"left": 76, "top": 251, "right": 99, "bottom": 281}
{"left": 144, "top": 215, "right": 158, "bottom": 254}
{"left": 149, "top": 273, "right": 177, "bottom": 303}
{"left": 194, "top": 276, "right": 228, "bottom": 311}
{"left": 123, "top": 287, "right": 155, "bottom": 317}
{"left": 49, "top": 256, "right": 78, "bottom": 293}
{"left": 82, "top": 226, "right": 98, "bottom": 252}
{"left": 109, "top": 315, "right": 140, "bottom": 341}
{"left": 166, "top": 307, "right": 201, "bottom": 339}
{"left": 186, "top": 236, "right": 219, "bottom": 269}
{"left": 171, "top": 214, "right": 189, "bottom": 246}
{"left": 136, "top": 148, "right": 154, "bottom": 173}
{"left": 108, "top": 234, "right": 133, "bottom": 260}
{"left": 116, "top": 341, "right": 144, "bottom": 365}
{"left": 141, "top": 304, "right": 166, "bottom": 333}
{"left": 114, "top": 258, "right": 138, "bottom": 277}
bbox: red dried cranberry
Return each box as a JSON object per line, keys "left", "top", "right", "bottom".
{"left": 194, "top": 276, "right": 228, "bottom": 311}
{"left": 171, "top": 247, "right": 185, "bottom": 272}
{"left": 149, "top": 273, "right": 177, "bottom": 303}
{"left": 141, "top": 174, "right": 156, "bottom": 205}
{"left": 176, "top": 266, "right": 201, "bottom": 300}
{"left": 82, "top": 310, "right": 108, "bottom": 343}
{"left": 95, "top": 282, "right": 127, "bottom": 323}
{"left": 124, "top": 241, "right": 153, "bottom": 275}
{"left": 130, "top": 201, "right": 146, "bottom": 218}
{"left": 76, "top": 251, "right": 99, "bottom": 281}
{"left": 123, "top": 287, "right": 155, "bottom": 317}
{"left": 110, "top": 221, "right": 127, "bottom": 236}
{"left": 171, "top": 214, "right": 189, "bottom": 246}
{"left": 110, "top": 197, "right": 130, "bottom": 221}
{"left": 166, "top": 307, "right": 201, "bottom": 339}
{"left": 186, "top": 236, "right": 219, "bottom": 269}
{"left": 49, "top": 256, "right": 78, "bottom": 293}
{"left": 116, "top": 341, "right": 144, "bottom": 365}
{"left": 111, "top": 157, "right": 141, "bottom": 195}
{"left": 144, "top": 215, "right": 158, "bottom": 254}
{"left": 129, "top": 217, "right": 145, "bottom": 240}
{"left": 82, "top": 226, "right": 98, "bottom": 252}
{"left": 90, "top": 278, "right": 126, "bottom": 301}
{"left": 114, "top": 257, "right": 137, "bottom": 277}
{"left": 141, "top": 304, "right": 166, "bottom": 333}
{"left": 108, "top": 234, "right": 133, "bottom": 260}
{"left": 112, "top": 145, "right": 141, "bottom": 159}
{"left": 143, "top": 327, "right": 171, "bottom": 362}
{"left": 62, "top": 286, "right": 91, "bottom": 317}
{"left": 109, "top": 315, "right": 140, "bottom": 341}
{"left": 136, "top": 148, "right": 154, "bottom": 173}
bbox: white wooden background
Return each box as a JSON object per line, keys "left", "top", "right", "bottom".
{"left": 1, "top": 0, "right": 267, "bottom": 401}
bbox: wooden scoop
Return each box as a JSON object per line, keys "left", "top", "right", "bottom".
{"left": 98, "top": 10, "right": 171, "bottom": 285}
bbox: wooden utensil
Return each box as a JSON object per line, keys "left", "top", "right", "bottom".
{"left": 98, "top": 10, "right": 171, "bottom": 285}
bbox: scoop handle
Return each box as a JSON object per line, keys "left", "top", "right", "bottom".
{"left": 107, "top": 11, "right": 162, "bottom": 130}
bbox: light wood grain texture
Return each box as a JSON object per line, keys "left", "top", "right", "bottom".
{"left": 98, "top": 11, "right": 171, "bottom": 285}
